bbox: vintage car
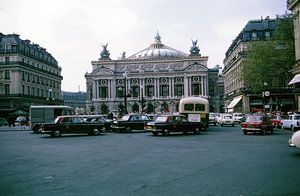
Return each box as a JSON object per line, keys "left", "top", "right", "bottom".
{"left": 241, "top": 114, "right": 273, "bottom": 135}
{"left": 269, "top": 114, "right": 282, "bottom": 128}
{"left": 281, "top": 114, "right": 300, "bottom": 131}
{"left": 40, "top": 115, "right": 104, "bottom": 137}
{"left": 289, "top": 130, "right": 300, "bottom": 148}
{"left": 83, "top": 115, "right": 112, "bottom": 131}
{"left": 219, "top": 114, "right": 235, "bottom": 127}
{"left": 111, "top": 114, "right": 151, "bottom": 133}
{"left": 233, "top": 113, "right": 244, "bottom": 123}
{"left": 208, "top": 113, "right": 217, "bottom": 126}
{"left": 144, "top": 114, "right": 204, "bottom": 136}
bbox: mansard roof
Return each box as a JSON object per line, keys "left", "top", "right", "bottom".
{"left": 0, "top": 33, "right": 58, "bottom": 67}
{"left": 225, "top": 17, "right": 277, "bottom": 58}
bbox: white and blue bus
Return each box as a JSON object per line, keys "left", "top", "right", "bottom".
{"left": 178, "top": 97, "right": 209, "bottom": 129}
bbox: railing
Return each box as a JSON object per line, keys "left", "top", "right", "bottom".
{"left": 0, "top": 48, "right": 58, "bottom": 67}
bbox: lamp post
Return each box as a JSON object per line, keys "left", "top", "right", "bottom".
{"left": 263, "top": 82, "right": 270, "bottom": 113}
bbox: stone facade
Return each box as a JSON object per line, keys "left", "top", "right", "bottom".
{"left": 223, "top": 17, "right": 294, "bottom": 113}
{"left": 0, "top": 33, "right": 63, "bottom": 116}
{"left": 288, "top": 0, "right": 300, "bottom": 111}
{"left": 85, "top": 34, "right": 211, "bottom": 114}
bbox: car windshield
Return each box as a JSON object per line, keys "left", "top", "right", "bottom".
{"left": 246, "top": 116, "right": 262, "bottom": 122}
{"left": 155, "top": 116, "right": 168, "bottom": 123}
{"left": 120, "top": 115, "right": 130, "bottom": 121}
{"left": 224, "top": 116, "right": 232, "bottom": 119}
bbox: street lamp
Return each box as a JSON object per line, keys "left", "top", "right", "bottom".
{"left": 263, "top": 82, "right": 270, "bottom": 113}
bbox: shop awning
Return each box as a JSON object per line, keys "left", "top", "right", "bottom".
{"left": 288, "top": 73, "right": 300, "bottom": 85}
{"left": 227, "top": 95, "right": 243, "bottom": 109}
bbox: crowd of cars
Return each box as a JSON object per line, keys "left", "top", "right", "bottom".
{"left": 2, "top": 110, "right": 300, "bottom": 150}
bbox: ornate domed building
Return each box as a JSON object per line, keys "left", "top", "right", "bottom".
{"left": 85, "top": 33, "right": 209, "bottom": 114}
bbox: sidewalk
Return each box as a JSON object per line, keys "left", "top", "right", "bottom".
{"left": 0, "top": 126, "right": 30, "bottom": 131}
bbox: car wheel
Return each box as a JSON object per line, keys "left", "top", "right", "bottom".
{"left": 152, "top": 132, "right": 158, "bottom": 136}
{"left": 243, "top": 130, "right": 247, "bottom": 135}
{"left": 162, "top": 129, "right": 169, "bottom": 136}
{"left": 126, "top": 126, "right": 132, "bottom": 133}
{"left": 194, "top": 128, "right": 200, "bottom": 135}
{"left": 51, "top": 130, "right": 61, "bottom": 137}
{"left": 93, "top": 128, "right": 100, "bottom": 135}
{"left": 232, "top": 124, "right": 234, "bottom": 127}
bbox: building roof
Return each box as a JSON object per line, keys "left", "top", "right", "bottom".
{"left": 225, "top": 17, "right": 277, "bottom": 57}
{"left": 0, "top": 33, "right": 58, "bottom": 67}
{"left": 127, "top": 32, "right": 188, "bottom": 60}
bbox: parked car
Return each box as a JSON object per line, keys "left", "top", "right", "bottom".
{"left": 0, "top": 118, "right": 8, "bottom": 126}
{"left": 241, "top": 115, "right": 273, "bottom": 135}
{"left": 219, "top": 114, "right": 235, "bottom": 127}
{"left": 289, "top": 130, "right": 300, "bottom": 148}
{"left": 233, "top": 113, "right": 244, "bottom": 123}
{"left": 40, "top": 115, "right": 104, "bottom": 137}
{"left": 145, "top": 114, "right": 204, "bottom": 136}
{"left": 15, "top": 116, "right": 28, "bottom": 126}
{"left": 111, "top": 114, "right": 151, "bottom": 133}
{"left": 281, "top": 114, "right": 300, "bottom": 132}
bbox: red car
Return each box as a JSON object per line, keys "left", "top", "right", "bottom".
{"left": 269, "top": 114, "right": 282, "bottom": 128}
{"left": 241, "top": 115, "right": 273, "bottom": 135}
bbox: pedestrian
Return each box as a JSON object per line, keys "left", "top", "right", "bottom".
{"left": 8, "top": 116, "right": 15, "bottom": 127}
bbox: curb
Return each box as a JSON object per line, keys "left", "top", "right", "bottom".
{"left": 0, "top": 126, "right": 30, "bottom": 131}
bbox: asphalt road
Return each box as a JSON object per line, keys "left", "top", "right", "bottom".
{"left": 0, "top": 125, "right": 300, "bottom": 196}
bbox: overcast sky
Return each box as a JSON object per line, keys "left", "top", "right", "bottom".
{"left": 1, "top": 0, "right": 288, "bottom": 92}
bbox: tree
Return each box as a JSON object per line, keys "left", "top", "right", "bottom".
{"left": 242, "top": 15, "right": 295, "bottom": 93}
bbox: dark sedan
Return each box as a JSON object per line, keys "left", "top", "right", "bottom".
{"left": 40, "top": 115, "right": 104, "bottom": 137}
{"left": 241, "top": 115, "right": 273, "bottom": 135}
{"left": 145, "top": 114, "right": 204, "bottom": 136}
{"left": 111, "top": 114, "right": 151, "bottom": 133}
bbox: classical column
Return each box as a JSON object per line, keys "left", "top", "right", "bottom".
{"left": 184, "top": 74, "right": 188, "bottom": 97}
{"left": 169, "top": 77, "right": 172, "bottom": 98}
{"left": 92, "top": 80, "right": 95, "bottom": 100}
{"left": 201, "top": 76, "right": 204, "bottom": 96}
{"left": 108, "top": 79, "right": 111, "bottom": 99}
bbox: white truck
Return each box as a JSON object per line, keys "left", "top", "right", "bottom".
{"left": 281, "top": 114, "right": 300, "bottom": 132}
{"left": 30, "top": 105, "right": 75, "bottom": 133}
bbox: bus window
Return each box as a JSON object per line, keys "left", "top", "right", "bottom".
{"left": 195, "top": 104, "right": 205, "bottom": 111}
{"left": 184, "top": 104, "right": 194, "bottom": 111}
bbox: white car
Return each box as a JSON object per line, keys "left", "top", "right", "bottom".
{"left": 289, "top": 130, "right": 300, "bottom": 148}
{"left": 219, "top": 114, "right": 235, "bottom": 127}
{"left": 233, "top": 113, "right": 244, "bottom": 123}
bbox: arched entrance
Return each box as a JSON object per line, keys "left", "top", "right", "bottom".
{"left": 146, "top": 102, "right": 154, "bottom": 113}
{"left": 161, "top": 102, "right": 169, "bottom": 113}
{"left": 118, "top": 104, "right": 124, "bottom": 115}
{"left": 132, "top": 103, "right": 139, "bottom": 113}
{"left": 100, "top": 104, "right": 108, "bottom": 114}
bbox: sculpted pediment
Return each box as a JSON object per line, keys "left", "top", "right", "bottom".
{"left": 185, "top": 64, "right": 207, "bottom": 72}
{"left": 92, "top": 68, "right": 114, "bottom": 75}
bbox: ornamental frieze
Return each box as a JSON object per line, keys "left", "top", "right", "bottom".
{"left": 92, "top": 68, "right": 114, "bottom": 75}
{"left": 185, "top": 64, "right": 207, "bottom": 72}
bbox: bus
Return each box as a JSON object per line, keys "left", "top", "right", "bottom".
{"left": 178, "top": 97, "right": 209, "bottom": 129}
{"left": 30, "top": 105, "right": 75, "bottom": 133}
